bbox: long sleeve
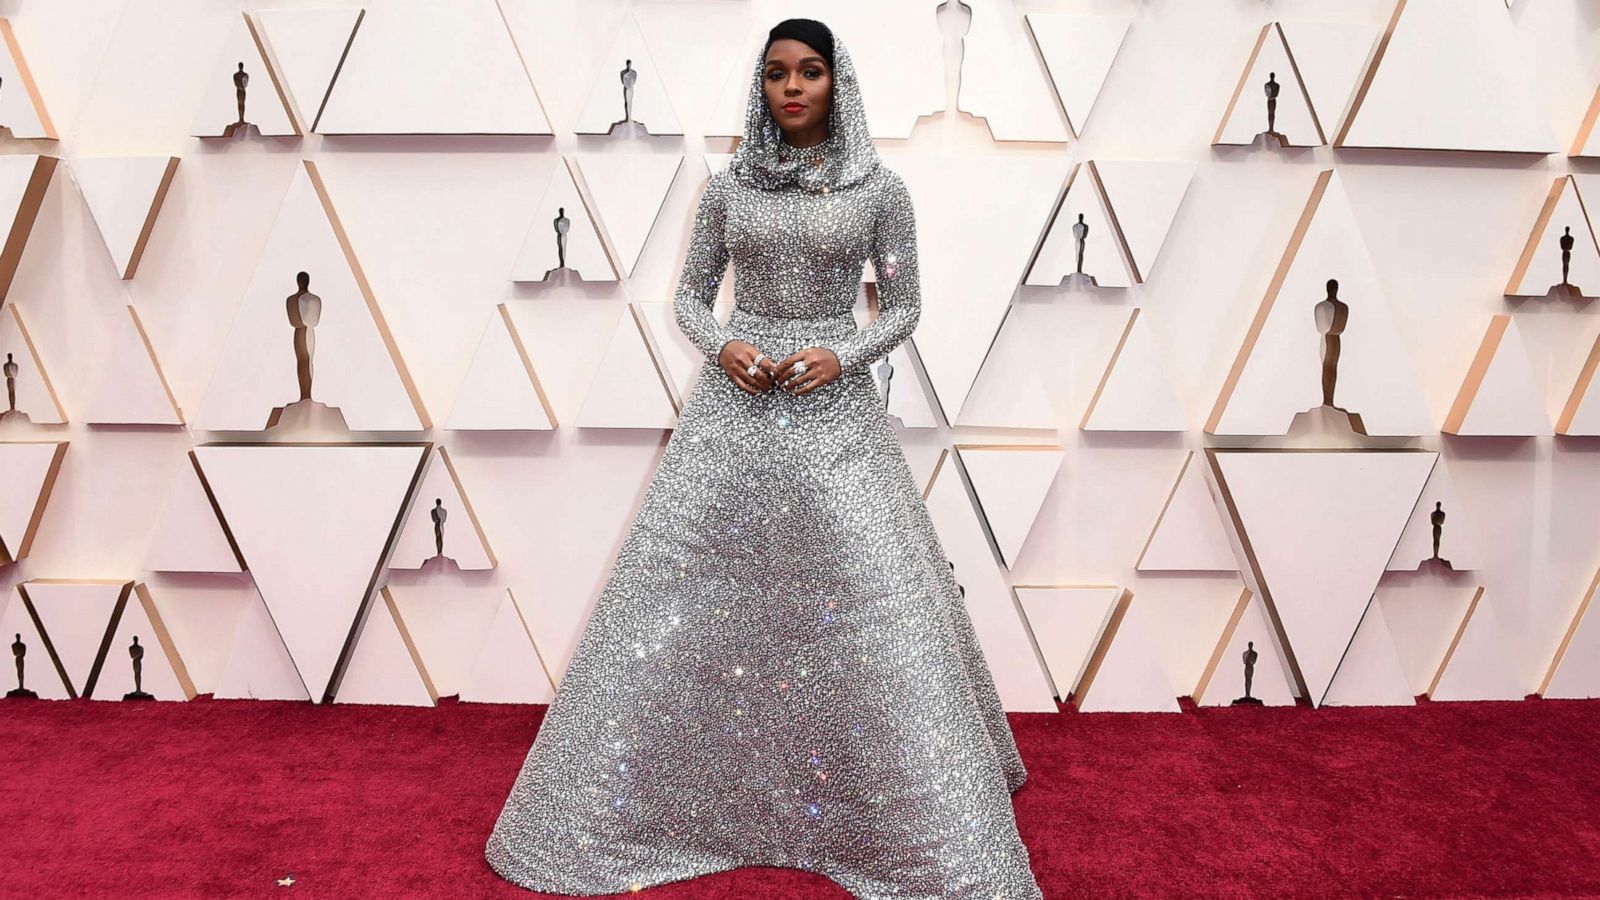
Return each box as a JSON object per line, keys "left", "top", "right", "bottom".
{"left": 673, "top": 172, "right": 739, "bottom": 361}
{"left": 823, "top": 170, "right": 921, "bottom": 377}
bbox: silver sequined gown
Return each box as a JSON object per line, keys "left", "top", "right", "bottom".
{"left": 486, "top": 32, "right": 1045, "bottom": 900}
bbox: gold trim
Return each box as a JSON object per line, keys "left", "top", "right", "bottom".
{"left": 497, "top": 302, "right": 559, "bottom": 428}
{"left": 1427, "top": 585, "right": 1484, "bottom": 698}
{"left": 134, "top": 582, "right": 198, "bottom": 700}
{"left": 1074, "top": 587, "right": 1132, "bottom": 707}
{"left": 382, "top": 586, "right": 438, "bottom": 704}
{"left": 1443, "top": 314, "right": 1510, "bottom": 434}
{"left": 1332, "top": 0, "right": 1407, "bottom": 148}
{"left": 0, "top": 19, "right": 56, "bottom": 139}
{"left": 121, "top": 158, "right": 179, "bottom": 279}
{"left": 1194, "top": 587, "right": 1254, "bottom": 701}
{"left": 1206, "top": 169, "right": 1332, "bottom": 434}
{"left": 437, "top": 446, "right": 497, "bottom": 567}
{"left": 1082, "top": 306, "right": 1140, "bottom": 430}
{"left": 124, "top": 304, "right": 184, "bottom": 423}
{"left": 1539, "top": 565, "right": 1600, "bottom": 695}
{"left": 0, "top": 156, "right": 55, "bottom": 308}
{"left": 243, "top": 12, "right": 302, "bottom": 137}
{"left": 303, "top": 160, "right": 431, "bottom": 428}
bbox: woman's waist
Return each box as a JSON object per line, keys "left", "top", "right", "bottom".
{"left": 727, "top": 306, "right": 858, "bottom": 340}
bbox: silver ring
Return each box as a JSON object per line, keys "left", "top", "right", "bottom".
{"left": 793, "top": 361, "right": 809, "bottom": 376}
{"left": 753, "top": 353, "right": 767, "bottom": 366}
{"left": 746, "top": 364, "right": 760, "bottom": 377}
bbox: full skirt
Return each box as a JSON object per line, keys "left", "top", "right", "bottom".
{"left": 484, "top": 312, "right": 1045, "bottom": 900}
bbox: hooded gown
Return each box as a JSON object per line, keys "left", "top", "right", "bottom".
{"left": 484, "top": 32, "right": 1046, "bottom": 900}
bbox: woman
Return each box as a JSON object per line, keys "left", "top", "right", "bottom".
{"left": 485, "top": 19, "right": 1045, "bottom": 900}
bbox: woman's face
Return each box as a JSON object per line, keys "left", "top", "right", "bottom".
{"left": 763, "top": 38, "right": 832, "bottom": 139}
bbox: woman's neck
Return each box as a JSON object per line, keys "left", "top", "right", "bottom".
{"left": 780, "top": 126, "right": 829, "bottom": 150}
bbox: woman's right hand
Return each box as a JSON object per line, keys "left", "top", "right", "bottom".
{"left": 718, "top": 340, "right": 780, "bottom": 394}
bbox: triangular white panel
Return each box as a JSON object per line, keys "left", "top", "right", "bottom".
{"left": 1386, "top": 456, "right": 1486, "bottom": 572}
{"left": 391, "top": 447, "right": 495, "bottom": 570}
{"left": 812, "top": 286, "right": 934, "bottom": 425}
{"left": 572, "top": 153, "right": 684, "bottom": 278}
{"left": 1075, "top": 589, "right": 1181, "bottom": 713}
{"left": 873, "top": 341, "right": 940, "bottom": 430}
{"left": 0, "top": 440, "right": 66, "bottom": 566}
{"left": 447, "top": 304, "right": 557, "bottom": 431}
{"left": 92, "top": 584, "right": 196, "bottom": 702}
{"left": 1378, "top": 579, "right": 1478, "bottom": 695}
{"left": 1025, "top": 13, "right": 1131, "bottom": 137}
{"left": 956, "top": 306, "right": 1057, "bottom": 429}
{"left": 193, "top": 442, "right": 428, "bottom": 702}
{"left": 1026, "top": 164, "right": 1132, "bottom": 287}
{"left": 925, "top": 450, "right": 1057, "bottom": 712}
{"left": 461, "top": 588, "right": 554, "bottom": 704}
{"left": 1210, "top": 449, "right": 1436, "bottom": 707}
{"left": 1214, "top": 24, "right": 1323, "bottom": 147}
{"left": 22, "top": 580, "right": 126, "bottom": 697}
{"left": 253, "top": 7, "right": 365, "bottom": 132}
{"left": 1444, "top": 314, "right": 1550, "bottom": 436}
{"left": 1558, "top": 326, "right": 1600, "bottom": 435}
{"left": 955, "top": 445, "right": 1062, "bottom": 570}
{"left": 144, "top": 451, "right": 243, "bottom": 573}
{"left": 907, "top": 443, "right": 947, "bottom": 498}
{"left": 83, "top": 305, "right": 183, "bottom": 425}
{"left": 388, "top": 583, "right": 501, "bottom": 699}
{"left": 1091, "top": 160, "right": 1195, "bottom": 282}
{"left": 1138, "top": 451, "right": 1238, "bottom": 572}
{"left": 636, "top": 298, "right": 730, "bottom": 405}
{"left": 0, "top": 589, "right": 70, "bottom": 698}
{"left": 1428, "top": 587, "right": 1524, "bottom": 702}
{"left": 897, "top": 156, "right": 1072, "bottom": 424}
{"left": 1572, "top": 86, "right": 1600, "bottom": 158}
{"left": 190, "top": 12, "right": 299, "bottom": 138}
{"left": 0, "top": 155, "right": 56, "bottom": 306}
{"left": 196, "top": 161, "right": 428, "bottom": 431}
{"left": 1207, "top": 169, "right": 1433, "bottom": 436}
{"left": 1014, "top": 585, "right": 1121, "bottom": 702}
{"left": 1505, "top": 176, "right": 1600, "bottom": 298}
{"left": 1335, "top": 0, "right": 1558, "bottom": 154}
{"left": 0, "top": 19, "right": 55, "bottom": 139}
{"left": 571, "top": 16, "right": 683, "bottom": 136}
{"left": 508, "top": 160, "right": 616, "bottom": 283}
{"left": 575, "top": 304, "right": 676, "bottom": 428}
{"left": 1276, "top": 21, "right": 1382, "bottom": 140}
{"left": 70, "top": 157, "right": 178, "bottom": 279}
{"left": 316, "top": 0, "right": 550, "bottom": 135}
{"left": 1541, "top": 566, "right": 1600, "bottom": 699}
{"left": 215, "top": 588, "right": 310, "bottom": 701}
{"left": 956, "top": 0, "right": 1071, "bottom": 142}
{"left": 1322, "top": 597, "right": 1415, "bottom": 707}
{"left": 1194, "top": 589, "right": 1296, "bottom": 707}
{"left": 0, "top": 304, "right": 65, "bottom": 424}
{"left": 334, "top": 588, "right": 437, "bottom": 706}
{"left": 1081, "top": 307, "right": 1185, "bottom": 432}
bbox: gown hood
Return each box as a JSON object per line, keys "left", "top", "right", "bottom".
{"left": 727, "top": 28, "right": 881, "bottom": 193}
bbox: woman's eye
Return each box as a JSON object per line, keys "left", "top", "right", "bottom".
{"left": 804, "top": 68, "right": 821, "bottom": 79}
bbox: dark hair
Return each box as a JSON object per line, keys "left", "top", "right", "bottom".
{"left": 762, "top": 18, "right": 834, "bottom": 71}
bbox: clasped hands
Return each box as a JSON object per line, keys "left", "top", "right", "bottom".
{"left": 718, "top": 340, "right": 840, "bottom": 396}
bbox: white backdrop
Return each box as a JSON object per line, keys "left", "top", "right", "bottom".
{"left": 4, "top": 0, "right": 1600, "bottom": 710}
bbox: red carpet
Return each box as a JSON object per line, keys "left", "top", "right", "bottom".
{"left": 5, "top": 694, "right": 1599, "bottom": 898}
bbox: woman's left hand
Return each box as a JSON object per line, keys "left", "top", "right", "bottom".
{"left": 775, "top": 347, "right": 841, "bottom": 395}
